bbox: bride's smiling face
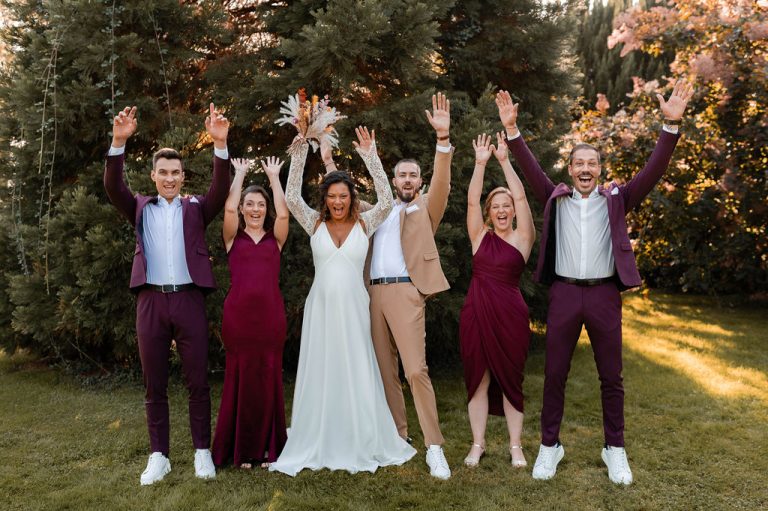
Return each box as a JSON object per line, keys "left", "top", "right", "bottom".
{"left": 325, "top": 182, "right": 352, "bottom": 221}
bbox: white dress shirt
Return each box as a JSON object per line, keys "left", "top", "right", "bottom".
{"left": 555, "top": 188, "right": 614, "bottom": 279}
{"left": 370, "top": 202, "right": 409, "bottom": 279}
{"left": 142, "top": 195, "right": 193, "bottom": 285}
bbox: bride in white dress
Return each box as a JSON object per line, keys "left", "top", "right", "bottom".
{"left": 270, "top": 127, "right": 416, "bottom": 476}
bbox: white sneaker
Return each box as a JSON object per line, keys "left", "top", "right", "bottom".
{"left": 194, "top": 449, "right": 216, "bottom": 480}
{"left": 426, "top": 445, "right": 451, "bottom": 480}
{"left": 602, "top": 446, "right": 633, "bottom": 485}
{"left": 140, "top": 452, "right": 171, "bottom": 486}
{"left": 532, "top": 443, "right": 564, "bottom": 480}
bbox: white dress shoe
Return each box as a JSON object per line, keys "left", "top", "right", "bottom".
{"left": 194, "top": 449, "right": 216, "bottom": 479}
{"left": 140, "top": 452, "right": 171, "bottom": 486}
{"left": 532, "top": 443, "right": 564, "bottom": 480}
{"left": 602, "top": 446, "right": 633, "bottom": 485}
{"left": 426, "top": 445, "right": 451, "bottom": 480}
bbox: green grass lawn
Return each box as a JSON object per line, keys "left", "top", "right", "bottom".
{"left": 2, "top": 292, "right": 767, "bottom": 510}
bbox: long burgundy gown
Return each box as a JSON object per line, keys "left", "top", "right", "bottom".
{"left": 459, "top": 231, "right": 531, "bottom": 415}
{"left": 212, "top": 229, "right": 288, "bottom": 466}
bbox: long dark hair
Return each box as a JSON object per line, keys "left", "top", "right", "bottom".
{"left": 240, "top": 185, "right": 275, "bottom": 231}
{"left": 317, "top": 170, "right": 360, "bottom": 222}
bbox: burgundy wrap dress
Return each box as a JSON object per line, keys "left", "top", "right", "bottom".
{"left": 459, "top": 231, "right": 531, "bottom": 415}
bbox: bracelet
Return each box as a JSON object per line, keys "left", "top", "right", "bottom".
{"left": 663, "top": 118, "right": 681, "bottom": 125}
{"left": 323, "top": 161, "right": 335, "bottom": 167}
{"left": 475, "top": 161, "right": 487, "bottom": 166}
{"left": 437, "top": 134, "right": 450, "bottom": 141}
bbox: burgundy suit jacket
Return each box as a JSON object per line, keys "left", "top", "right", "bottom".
{"left": 103, "top": 152, "right": 230, "bottom": 292}
{"left": 506, "top": 130, "right": 680, "bottom": 290}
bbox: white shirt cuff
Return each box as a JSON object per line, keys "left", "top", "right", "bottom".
{"left": 662, "top": 124, "right": 679, "bottom": 134}
{"left": 214, "top": 146, "right": 229, "bottom": 160}
{"left": 435, "top": 144, "right": 452, "bottom": 154}
{"left": 108, "top": 145, "right": 125, "bottom": 156}
{"left": 506, "top": 131, "right": 522, "bottom": 141}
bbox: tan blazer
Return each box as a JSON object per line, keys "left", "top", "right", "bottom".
{"left": 364, "top": 148, "right": 453, "bottom": 296}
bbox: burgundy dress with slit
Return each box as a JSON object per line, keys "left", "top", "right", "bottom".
{"left": 212, "top": 229, "right": 287, "bottom": 466}
{"left": 459, "top": 231, "right": 531, "bottom": 415}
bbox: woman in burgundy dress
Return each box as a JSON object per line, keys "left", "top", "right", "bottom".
{"left": 459, "top": 132, "right": 535, "bottom": 468}
{"left": 212, "top": 156, "right": 289, "bottom": 469}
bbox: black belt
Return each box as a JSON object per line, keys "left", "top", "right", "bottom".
{"left": 145, "top": 283, "right": 197, "bottom": 293}
{"left": 555, "top": 275, "right": 615, "bottom": 287}
{"left": 369, "top": 276, "right": 412, "bottom": 286}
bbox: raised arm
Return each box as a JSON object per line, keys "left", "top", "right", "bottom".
{"left": 222, "top": 158, "right": 248, "bottom": 252}
{"left": 285, "top": 141, "right": 319, "bottom": 236}
{"left": 262, "top": 156, "right": 289, "bottom": 250}
{"left": 623, "top": 79, "right": 693, "bottom": 211}
{"left": 202, "top": 102, "right": 232, "bottom": 225}
{"left": 494, "top": 132, "right": 535, "bottom": 260}
{"left": 354, "top": 126, "right": 394, "bottom": 236}
{"left": 104, "top": 106, "right": 138, "bottom": 225}
{"left": 467, "top": 134, "right": 493, "bottom": 253}
{"left": 320, "top": 136, "right": 338, "bottom": 174}
{"left": 496, "top": 91, "right": 555, "bottom": 206}
{"left": 424, "top": 92, "right": 452, "bottom": 230}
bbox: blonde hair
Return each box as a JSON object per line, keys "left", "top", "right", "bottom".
{"left": 483, "top": 187, "right": 515, "bottom": 230}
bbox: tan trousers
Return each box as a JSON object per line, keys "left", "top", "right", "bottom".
{"left": 369, "top": 282, "right": 444, "bottom": 446}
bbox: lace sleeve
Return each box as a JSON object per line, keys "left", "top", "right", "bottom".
{"left": 285, "top": 142, "right": 319, "bottom": 236}
{"left": 358, "top": 142, "right": 394, "bottom": 237}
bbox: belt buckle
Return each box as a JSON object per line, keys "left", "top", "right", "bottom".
{"left": 161, "top": 284, "right": 174, "bottom": 293}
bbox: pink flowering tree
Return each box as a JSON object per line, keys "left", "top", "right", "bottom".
{"left": 568, "top": 0, "right": 767, "bottom": 294}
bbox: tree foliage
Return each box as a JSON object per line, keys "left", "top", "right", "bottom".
{"left": 0, "top": 0, "right": 578, "bottom": 369}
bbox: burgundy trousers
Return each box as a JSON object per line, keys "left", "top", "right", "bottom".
{"left": 541, "top": 280, "right": 625, "bottom": 447}
{"left": 136, "top": 288, "right": 211, "bottom": 456}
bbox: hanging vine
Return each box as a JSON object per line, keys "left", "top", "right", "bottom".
{"left": 34, "top": 27, "right": 63, "bottom": 295}
{"left": 150, "top": 9, "right": 173, "bottom": 130}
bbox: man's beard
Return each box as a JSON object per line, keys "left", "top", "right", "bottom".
{"left": 396, "top": 188, "right": 416, "bottom": 202}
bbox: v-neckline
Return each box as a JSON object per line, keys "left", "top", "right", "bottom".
{"left": 323, "top": 221, "right": 357, "bottom": 250}
{"left": 242, "top": 229, "right": 267, "bottom": 245}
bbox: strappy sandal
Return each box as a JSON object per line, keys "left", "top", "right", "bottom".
{"left": 510, "top": 445, "right": 527, "bottom": 467}
{"left": 464, "top": 443, "right": 485, "bottom": 468}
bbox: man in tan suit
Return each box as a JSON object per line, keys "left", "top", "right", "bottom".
{"left": 364, "top": 93, "right": 453, "bottom": 479}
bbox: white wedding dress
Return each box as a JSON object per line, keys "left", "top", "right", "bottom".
{"left": 270, "top": 142, "right": 416, "bottom": 476}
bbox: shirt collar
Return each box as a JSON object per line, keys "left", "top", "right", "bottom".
{"left": 571, "top": 188, "right": 600, "bottom": 200}
{"left": 156, "top": 195, "right": 181, "bottom": 207}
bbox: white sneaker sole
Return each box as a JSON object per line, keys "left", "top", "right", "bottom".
{"left": 140, "top": 465, "right": 171, "bottom": 486}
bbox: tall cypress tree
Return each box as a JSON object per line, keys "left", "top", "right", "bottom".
{"left": 578, "top": 0, "right": 672, "bottom": 112}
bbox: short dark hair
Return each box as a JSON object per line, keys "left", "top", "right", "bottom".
{"left": 152, "top": 148, "right": 183, "bottom": 169}
{"left": 568, "top": 143, "right": 601, "bottom": 165}
{"left": 393, "top": 158, "right": 421, "bottom": 176}
{"left": 241, "top": 185, "right": 275, "bottom": 231}
{"left": 318, "top": 171, "right": 359, "bottom": 222}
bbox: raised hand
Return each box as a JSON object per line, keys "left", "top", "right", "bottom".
{"left": 261, "top": 156, "right": 284, "bottom": 179}
{"left": 657, "top": 79, "right": 694, "bottom": 121}
{"left": 205, "top": 102, "right": 230, "bottom": 149}
{"left": 495, "top": 90, "right": 519, "bottom": 129}
{"left": 425, "top": 92, "right": 450, "bottom": 137}
{"left": 473, "top": 133, "right": 494, "bottom": 165}
{"left": 492, "top": 132, "right": 509, "bottom": 162}
{"left": 112, "top": 106, "right": 137, "bottom": 147}
{"left": 231, "top": 158, "right": 252, "bottom": 175}
{"left": 352, "top": 126, "right": 376, "bottom": 155}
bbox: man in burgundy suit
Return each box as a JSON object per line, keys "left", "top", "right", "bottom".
{"left": 104, "top": 104, "right": 230, "bottom": 485}
{"left": 496, "top": 81, "right": 693, "bottom": 484}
